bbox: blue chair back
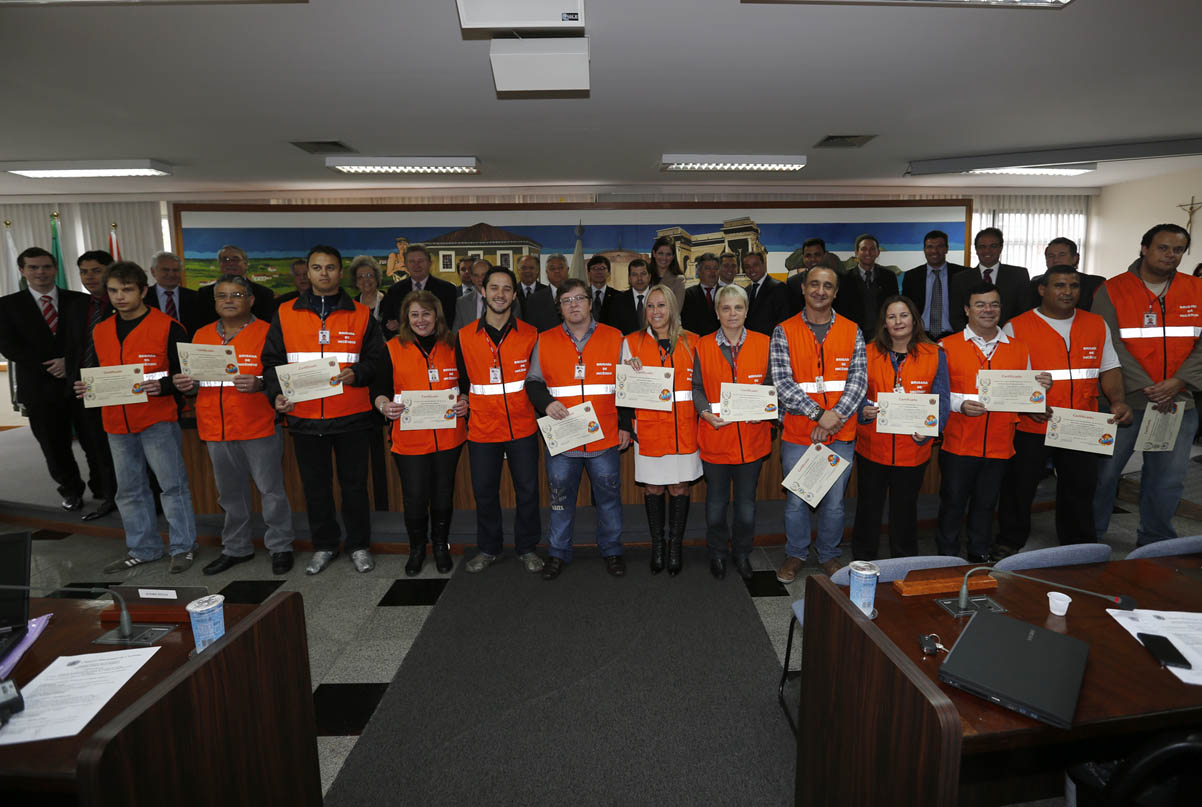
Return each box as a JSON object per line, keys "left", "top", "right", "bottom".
{"left": 1126, "top": 535, "right": 1202, "bottom": 560}
{"left": 993, "top": 543, "right": 1111, "bottom": 571}
{"left": 829, "top": 555, "right": 969, "bottom": 585}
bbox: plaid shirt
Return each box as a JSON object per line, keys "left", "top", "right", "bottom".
{"left": 769, "top": 309, "right": 867, "bottom": 422}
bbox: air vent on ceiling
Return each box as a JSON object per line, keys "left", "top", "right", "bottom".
{"left": 290, "top": 140, "right": 356, "bottom": 155}
{"left": 814, "top": 135, "right": 877, "bottom": 149}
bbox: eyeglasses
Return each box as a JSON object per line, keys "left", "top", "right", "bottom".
{"left": 214, "top": 292, "right": 247, "bottom": 300}
{"left": 560, "top": 295, "right": 589, "bottom": 306}
{"left": 218, "top": 256, "right": 247, "bottom": 264}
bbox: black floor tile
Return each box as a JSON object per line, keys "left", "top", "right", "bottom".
{"left": 217, "top": 579, "right": 284, "bottom": 605}
{"left": 48, "top": 581, "right": 114, "bottom": 599}
{"left": 743, "top": 570, "right": 788, "bottom": 597}
{"left": 32, "top": 529, "right": 71, "bottom": 541}
{"left": 312, "top": 683, "right": 389, "bottom": 736}
{"left": 377, "top": 579, "right": 447, "bottom": 607}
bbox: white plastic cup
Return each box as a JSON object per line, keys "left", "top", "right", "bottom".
{"left": 1047, "top": 591, "right": 1072, "bottom": 616}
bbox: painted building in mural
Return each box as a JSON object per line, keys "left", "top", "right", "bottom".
{"left": 423, "top": 222, "right": 541, "bottom": 278}
{"left": 655, "top": 216, "right": 765, "bottom": 278}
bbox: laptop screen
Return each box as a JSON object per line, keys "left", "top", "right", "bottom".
{"left": 0, "top": 531, "right": 33, "bottom": 630}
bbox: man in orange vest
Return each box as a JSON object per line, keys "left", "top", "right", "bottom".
{"left": 771, "top": 266, "right": 867, "bottom": 582}
{"left": 526, "top": 278, "right": 632, "bottom": 580}
{"left": 992, "top": 265, "right": 1131, "bottom": 560}
{"left": 1092, "top": 223, "right": 1202, "bottom": 546}
{"left": 262, "top": 245, "right": 387, "bottom": 575}
{"left": 173, "top": 275, "right": 297, "bottom": 575}
{"left": 72, "top": 261, "right": 200, "bottom": 574}
{"left": 457, "top": 266, "right": 545, "bottom": 573}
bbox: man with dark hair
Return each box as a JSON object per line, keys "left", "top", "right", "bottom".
{"left": 836, "top": 234, "right": 900, "bottom": 337}
{"left": 515, "top": 254, "right": 546, "bottom": 321}
{"left": 681, "top": 252, "right": 721, "bottom": 336}
{"left": 743, "top": 252, "right": 790, "bottom": 335}
{"left": 263, "top": 245, "right": 387, "bottom": 575}
{"left": 457, "top": 256, "right": 475, "bottom": 297}
{"left": 785, "top": 238, "right": 832, "bottom": 314}
{"left": 1092, "top": 223, "right": 1202, "bottom": 546}
{"left": 586, "top": 254, "right": 622, "bottom": 331}
{"left": 949, "top": 228, "right": 1030, "bottom": 331}
{"left": 524, "top": 253, "right": 572, "bottom": 332}
{"left": 196, "top": 245, "right": 276, "bottom": 328}
{"left": 144, "top": 250, "right": 205, "bottom": 337}
{"left": 73, "top": 261, "right": 199, "bottom": 573}
{"left": 275, "top": 259, "right": 311, "bottom": 305}
{"left": 379, "top": 244, "right": 458, "bottom": 338}
{"left": 902, "top": 229, "right": 968, "bottom": 341}
{"left": 1027, "top": 238, "right": 1104, "bottom": 311}
{"left": 453, "top": 258, "right": 492, "bottom": 331}
{"left": 717, "top": 252, "right": 740, "bottom": 287}
{"left": 606, "top": 258, "right": 649, "bottom": 335}
{"left": 71, "top": 249, "right": 118, "bottom": 519}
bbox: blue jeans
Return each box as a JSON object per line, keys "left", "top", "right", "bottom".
{"left": 108, "top": 420, "right": 197, "bottom": 560}
{"left": 545, "top": 446, "right": 623, "bottom": 562}
{"left": 781, "top": 439, "right": 854, "bottom": 563}
{"left": 702, "top": 458, "right": 765, "bottom": 558}
{"left": 1093, "top": 405, "right": 1198, "bottom": 545}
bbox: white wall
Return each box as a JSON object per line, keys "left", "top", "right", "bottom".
{"left": 1089, "top": 165, "right": 1202, "bottom": 278}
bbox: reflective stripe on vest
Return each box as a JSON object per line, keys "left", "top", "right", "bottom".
{"left": 672, "top": 390, "right": 692, "bottom": 402}
{"left": 546, "top": 383, "right": 616, "bottom": 396}
{"left": 797, "top": 380, "right": 846, "bottom": 394}
{"left": 469, "top": 380, "right": 526, "bottom": 395}
{"left": 287, "top": 351, "right": 360, "bottom": 363}
{"left": 1118, "top": 326, "right": 1202, "bottom": 339}
{"left": 1044, "top": 368, "right": 1100, "bottom": 380}
{"left": 199, "top": 380, "right": 236, "bottom": 388}
{"left": 143, "top": 371, "right": 168, "bottom": 381}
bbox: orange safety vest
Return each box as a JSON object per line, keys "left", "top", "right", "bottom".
{"left": 277, "top": 299, "right": 372, "bottom": 420}
{"left": 386, "top": 337, "right": 467, "bottom": 455}
{"left": 91, "top": 307, "right": 177, "bottom": 435}
{"left": 856, "top": 342, "right": 941, "bottom": 467}
{"left": 191, "top": 319, "right": 276, "bottom": 442}
{"left": 459, "top": 317, "right": 539, "bottom": 443}
{"left": 1107, "top": 270, "right": 1202, "bottom": 384}
{"left": 779, "top": 313, "right": 859, "bottom": 445}
{"left": 940, "top": 333, "right": 1029, "bottom": 459}
{"left": 539, "top": 323, "right": 623, "bottom": 452}
{"left": 623, "top": 329, "right": 698, "bottom": 457}
{"left": 695, "top": 329, "right": 773, "bottom": 464}
{"left": 1008, "top": 309, "right": 1107, "bottom": 436}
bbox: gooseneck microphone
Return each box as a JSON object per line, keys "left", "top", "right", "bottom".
{"left": 0, "top": 584, "right": 133, "bottom": 638}
{"left": 957, "top": 566, "right": 1138, "bottom": 612}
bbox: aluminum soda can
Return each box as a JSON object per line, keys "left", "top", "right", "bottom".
{"left": 186, "top": 594, "right": 226, "bottom": 653}
{"left": 848, "top": 561, "right": 880, "bottom": 618}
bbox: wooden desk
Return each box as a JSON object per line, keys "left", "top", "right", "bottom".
{"left": 795, "top": 556, "right": 1202, "bottom": 807}
{"left": 0, "top": 591, "right": 320, "bottom": 806}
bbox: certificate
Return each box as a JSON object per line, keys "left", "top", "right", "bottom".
{"left": 977, "top": 370, "right": 1046, "bottom": 413}
{"left": 1135, "top": 402, "right": 1184, "bottom": 452}
{"left": 875, "top": 392, "right": 939, "bottom": 437}
{"left": 1044, "top": 407, "right": 1116, "bottom": 456}
{"left": 781, "top": 443, "right": 851, "bottom": 507}
{"left": 176, "top": 343, "right": 239, "bottom": 382}
{"left": 276, "top": 357, "right": 343, "bottom": 403}
{"left": 538, "top": 402, "right": 604, "bottom": 456}
{"left": 718, "top": 382, "right": 779, "bottom": 422}
{"left": 396, "top": 390, "right": 459, "bottom": 430}
{"left": 615, "top": 364, "right": 674, "bottom": 412}
{"left": 80, "top": 364, "right": 147, "bottom": 408}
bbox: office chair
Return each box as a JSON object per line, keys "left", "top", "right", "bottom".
{"left": 1125, "top": 535, "right": 1202, "bottom": 560}
{"left": 992, "top": 543, "right": 1111, "bottom": 572}
{"left": 1068, "top": 728, "right": 1202, "bottom": 806}
{"left": 777, "top": 555, "right": 967, "bottom": 736}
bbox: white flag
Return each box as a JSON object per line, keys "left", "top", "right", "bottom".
{"left": 2, "top": 222, "right": 18, "bottom": 298}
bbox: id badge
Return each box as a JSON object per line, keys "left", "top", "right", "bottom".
{"left": 428, "top": 368, "right": 440, "bottom": 382}
{"left": 318, "top": 329, "right": 330, "bottom": 345}
{"left": 1144, "top": 311, "right": 1158, "bottom": 328}
{"left": 489, "top": 367, "right": 502, "bottom": 384}
{"left": 894, "top": 383, "right": 904, "bottom": 394}
{"left": 815, "top": 375, "right": 826, "bottom": 394}
{"left": 574, "top": 364, "right": 586, "bottom": 380}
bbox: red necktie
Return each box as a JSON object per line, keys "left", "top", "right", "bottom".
{"left": 164, "top": 290, "right": 178, "bottom": 320}
{"left": 41, "top": 295, "right": 57, "bottom": 335}
{"left": 705, "top": 287, "right": 713, "bottom": 307}
{"left": 983, "top": 268, "right": 993, "bottom": 284}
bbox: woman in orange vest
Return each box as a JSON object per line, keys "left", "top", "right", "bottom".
{"left": 373, "top": 291, "right": 468, "bottom": 576}
{"left": 692, "top": 284, "right": 773, "bottom": 580}
{"left": 853, "top": 295, "right": 949, "bottom": 561}
{"left": 621, "top": 284, "right": 699, "bottom": 575}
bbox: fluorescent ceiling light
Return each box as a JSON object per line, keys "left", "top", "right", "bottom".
{"left": 661, "top": 154, "right": 806, "bottom": 172}
{"left": 966, "top": 163, "right": 1096, "bottom": 176}
{"left": 908, "top": 137, "right": 1202, "bottom": 176}
{"left": 757, "top": 0, "right": 1070, "bottom": 8}
{"left": 325, "top": 156, "right": 479, "bottom": 175}
{"left": 2, "top": 159, "right": 171, "bottom": 178}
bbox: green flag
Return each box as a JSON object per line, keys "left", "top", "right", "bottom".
{"left": 50, "top": 213, "right": 69, "bottom": 288}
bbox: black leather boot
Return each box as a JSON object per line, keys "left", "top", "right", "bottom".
{"left": 430, "top": 509, "right": 454, "bottom": 574}
{"left": 404, "top": 515, "right": 428, "bottom": 577}
{"left": 645, "top": 493, "right": 667, "bottom": 574}
{"left": 667, "top": 494, "right": 690, "bottom": 576}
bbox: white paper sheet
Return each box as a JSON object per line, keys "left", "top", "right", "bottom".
{"left": 1107, "top": 608, "right": 1202, "bottom": 685}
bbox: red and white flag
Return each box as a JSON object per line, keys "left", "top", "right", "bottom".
{"left": 108, "top": 224, "right": 121, "bottom": 261}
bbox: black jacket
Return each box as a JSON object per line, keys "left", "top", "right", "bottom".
{"left": 379, "top": 275, "right": 459, "bottom": 339}
{"left": 0, "top": 288, "right": 90, "bottom": 405}
{"left": 680, "top": 285, "right": 720, "bottom": 337}
{"left": 745, "top": 276, "right": 791, "bottom": 336}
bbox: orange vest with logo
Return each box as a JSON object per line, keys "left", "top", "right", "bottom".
{"left": 695, "top": 330, "right": 773, "bottom": 464}
{"left": 1107, "top": 270, "right": 1202, "bottom": 384}
{"left": 386, "top": 338, "right": 467, "bottom": 455}
{"left": 623, "top": 329, "right": 698, "bottom": 457}
{"left": 91, "top": 307, "right": 177, "bottom": 435}
{"left": 856, "top": 342, "right": 941, "bottom": 467}
{"left": 459, "top": 317, "right": 539, "bottom": 443}
{"left": 539, "top": 323, "right": 623, "bottom": 452}
{"left": 1008, "top": 309, "right": 1107, "bottom": 435}
{"left": 779, "top": 313, "right": 859, "bottom": 445}
{"left": 940, "top": 333, "right": 1029, "bottom": 459}
{"left": 277, "top": 299, "right": 372, "bottom": 420}
{"left": 192, "top": 319, "right": 276, "bottom": 442}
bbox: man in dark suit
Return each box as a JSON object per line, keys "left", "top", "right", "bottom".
{"left": 379, "top": 244, "right": 458, "bottom": 338}
{"left": 145, "top": 251, "right": 206, "bottom": 337}
{"left": 742, "top": 251, "right": 790, "bottom": 336}
{"left": 586, "top": 254, "right": 624, "bottom": 331}
{"left": 607, "top": 258, "right": 650, "bottom": 335}
{"left": 835, "top": 234, "right": 899, "bottom": 336}
{"left": 680, "top": 252, "right": 721, "bottom": 336}
{"left": 525, "top": 253, "right": 571, "bottom": 332}
{"left": 275, "top": 259, "right": 310, "bottom": 305}
{"left": 949, "top": 227, "right": 1031, "bottom": 331}
{"left": 1027, "top": 237, "right": 1103, "bottom": 311}
{"left": 901, "top": 229, "right": 968, "bottom": 340}
{"left": 196, "top": 245, "right": 276, "bottom": 328}
{"left": 515, "top": 254, "right": 547, "bottom": 322}
{"left": 0, "top": 247, "right": 95, "bottom": 512}
{"left": 71, "top": 250, "right": 118, "bottom": 520}
{"left": 786, "top": 238, "right": 834, "bottom": 315}
{"left": 453, "top": 259, "right": 491, "bottom": 331}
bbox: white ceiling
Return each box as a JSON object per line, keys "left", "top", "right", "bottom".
{"left": 0, "top": 0, "right": 1199, "bottom": 199}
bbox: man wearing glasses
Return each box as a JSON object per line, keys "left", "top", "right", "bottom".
{"left": 196, "top": 244, "right": 277, "bottom": 327}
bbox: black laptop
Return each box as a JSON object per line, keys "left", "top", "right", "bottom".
{"left": 0, "top": 531, "right": 33, "bottom": 661}
{"left": 938, "top": 609, "right": 1090, "bottom": 729}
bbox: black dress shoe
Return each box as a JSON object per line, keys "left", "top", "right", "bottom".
{"left": 541, "top": 557, "right": 564, "bottom": 581}
{"left": 731, "top": 554, "right": 754, "bottom": 581}
{"left": 82, "top": 499, "right": 117, "bottom": 521}
{"left": 271, "top": 551, "right": 294, "bottom": 575}
{"left": 966, "top": 553, "right": 991, "bottom": 565}
{"left": 605, "top": 555, "right": 626, "bottom": 577}
{"left": 990, "top": 544, "right": 1019, "bottom": 562}
{"left": 710, "top": 556, "right": 727, "bottom": 580}
{"left": 202, "top": 553, "right": 254, "bottom": 575}
{"left": 61, "top": 494, "right": 84, "bottom": 512}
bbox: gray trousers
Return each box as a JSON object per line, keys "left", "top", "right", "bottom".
{"left": 206, "top": 429, "right": 295, "bottom": 556}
